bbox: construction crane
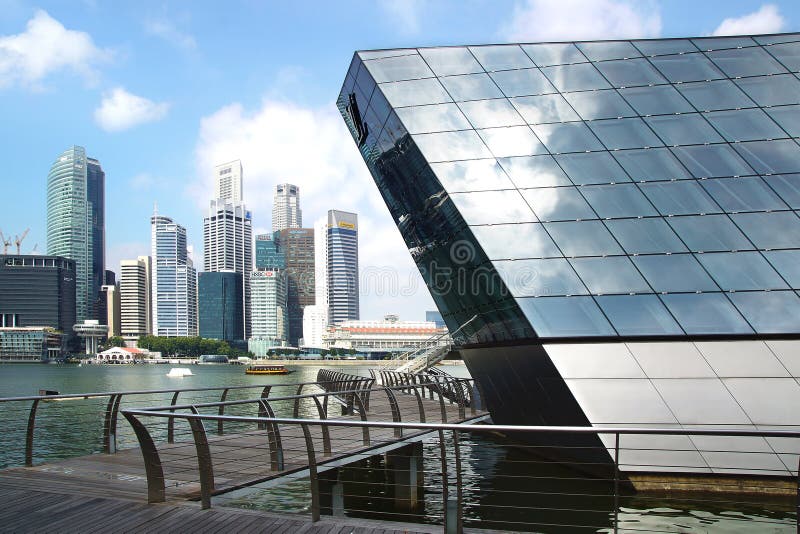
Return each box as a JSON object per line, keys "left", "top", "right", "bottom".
{"left": 14, "top": 229, "right": 29, "bottom": 255}
{"left": 0, "top": 230, "right": 10, "bottom": 255}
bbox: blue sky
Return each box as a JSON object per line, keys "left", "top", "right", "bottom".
{"left": 1, "top": 0, "right": 798, "bottom": 321}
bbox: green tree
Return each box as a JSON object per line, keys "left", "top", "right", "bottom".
{"left": 106, "top": 336, "right": 125, "bottom": 348}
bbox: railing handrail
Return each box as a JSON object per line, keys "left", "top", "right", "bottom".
{"left": 120, "top": 409, "right": 800, "bottom": 439}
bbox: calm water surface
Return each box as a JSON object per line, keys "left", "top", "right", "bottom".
{"left": 0, "top": 362, "right": 794, "bottom": 532}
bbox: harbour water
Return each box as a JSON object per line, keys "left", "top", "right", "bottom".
{"left": 0, "top": 362, "right": 794, "bottom": 532}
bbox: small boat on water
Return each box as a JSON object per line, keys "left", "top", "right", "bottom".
{"left": 166, "top": 367, "right": 193, "bottom": 377}
{"left": 245, "top": 365, "right": 290, "bottom": 375}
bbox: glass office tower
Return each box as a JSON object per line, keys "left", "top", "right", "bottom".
{"left": 339, "top": 34, "right": 800, "bottom": 475}
{"left": 198, "top": 271, "right": 243, "bottom": 342}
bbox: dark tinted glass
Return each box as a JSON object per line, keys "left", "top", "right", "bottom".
{"left": 517, "top": 296, "right": 616, "bottom": 337}
{"left": 766, "top": 41, "right": 800, "bottom": 71}
{"left": 705, "top": 108, "right": 787, "bottom": 142}
{"left": 490, "top": 68, "right": 556, "bottom": 97}
{"left": 597, "top": 295, "right": 684, "bottom": 335}
{"left": 668, "top": 215, "right": 754, "bottom": 252}
{"left": 734, "top": 140, "right": 800, "bottom": 175}
{"left": 645, "top": 114, "right": 723, "bottom": 145}
{"left": 650, "top": 53, "right": 725, "bottom": 82}
{"left": 564, "top": 90, "right": 637, "bottom": 120}
{"left": 589, "top": 118, "right": 663, "bottom": 150}
{"left": 471, "top": 223, "right": 561, "bottom": 259}
{"left": 532, "top": 122, "right": 604, "bottom": 153}
{"left": 521, "top": 187, "right": 596, "bottom": 221}
{"left": 522, "top": 43, "right": 586, "bottom": 66}
{"left": 632, "top": 254, "right": 719, "bottom": 292}
{"left": 493, "top": 258, "right": 587, "bottom": 296}
{"left": 764, "top": 174, "right": 800, "bottom": 208}
{"left": 499, "top": 155, "right": 571, "bottom": 187}
{"left": 764, "top": 250, "right": 800, "bottom": 287}
{"left": 692, "top": 37, "right": 756, "bottom": 51}
{"left": 766, "top": 105, "right": 800, "bottom": 137}
{"left": 597, "top": 58, "right": 666, "bottom": 87}
{"left": 555, "top": 152, "right": 630, "bottom": 185}
{"left": 570, "top": 256, "right": 650, "bottom": 294}
{"left": 578, "top": 41, "right": 641, "bottom": 61}
{"left": 545, "top": 220, "right": 623, "bottom": 256}
{"left": 613, "top": 148, "right": 693, "bottom": 181}
{"left": 541, "top": 63, "right": 610, "bottom": 92}
{"left": 661, "top": 293, "right": 753, "bottom": 334}
{"left": 731, "top": 212, "right": 800, "bottom": 249}
{"left": 707, "top": 47, "right": 787, "bottom": 77}
{"left": 634, "top": 39, "right": 698, "bottom": 56}
{"left": 582, "top": 184, "right": 658, "bottom": 218}
{"left": 728, "top": 291, "right": 800, "bottom": 334}
{"left": 640, "top": 181, "right": 722, "bottom": 216}
{"left": 605, "top": 218, "right": 687, "bottom": 254}
{"left": 672, "top": 144, "right": 755, "bottom": 178}
{"left": 620, "top": 85, "right": 693, "bottom": 115}
{"left": 735, "top": 74, "right": 800, "bottom": 106}
{"left": 677, "top": 79, "right": 755, "bottom": 111}
{"left": 697, "top": 252, "right": 788, "bottom": 291}
{"left": 701, "top": 177, "right": 789, "bottom": 212}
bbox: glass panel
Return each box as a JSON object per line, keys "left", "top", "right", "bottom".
{"left": 363, "top": 54, "right": 433, "bottom": 83}
{"left": 582, "top": 184, "right": 658, "bottom": 218}
{"left": 541, "top": 63, "right": 611, "bottom": 92}
{"left": 766, "top": 41, "right": 800, "bottom": 71}
{"left": 596, "top": 58, "right": 666, "bottom": 87}
{"left": 605, "top": 218, "right": 688, "bottom": 254}
{"left": 556, "top": 152, "right": 631, "bottom": 185}
{"left": 521, "top": 187, "right": 596, "bottom": 221}
{"left": 697, "top": 252, "right": 788, "bottom": 291}
{"left": 469, "top": 45, "right": 534, "bottom": 71}
{"left": 661, "top": 293, "right": 753, "bottom": 334}
{"left": 490, "top": 68, "right": 556, "bottom": 97}
{"left": 499, "top": 155, "right": 571, "bottom": 187}
{"left": 418, "top": 47, "right": 483, "bottom": 76}
{"left": 493, "top": 258, "right": 588, "bottom": 296}
{"left": 755, "top": 34, "right": 800, "bottom": 45}
{"left": 517, "top": 296, "right": 616, "bottom": 337}
{"left": 597, "top": 295, "right": 684, "bottom": 335}
{"left": 395, "top": 103, "right": 471, "bottom": 134}
{"left": 691, "top": 37, "right": 756, "bottom": 51}
{"left": 577, "top": 41, "right": 642, "bottom": 61}
{"left": 764, "top": 174, "right": 800, "bottom": 208}
{"left": 735, "top": 74, "right": 800, "bottom": 106}
{"left": 613, "top": 148, "right": 693, "bottom": 181}
{"left": 632, "top": 254, "right": 719, "bottom": 292}
{"left": 358, "top": 49, "right": 418, "bottom": 60}
{"left": 734, "top": 140, "right": 800, "bottom": 175}
{"left": 766, "top": 105, "right": 800, "bottom": 137}
{"left": 470, "top": 223, "right": 561, "bottom": 259}
{"left": 764, "top": 250, "right": 800, "bottom": 288}
{"left": 640, "top": 181, "right": 722, "bottom": 216}
{"left": 379, "top": 78, "right": 452, "bottom": 107}
{"left": 522, "top": 43, "right": 586, "bottom": 66}
{"left": 367, "top": 88, "right": 391, "bottom": 129}
{"left": 731, "top": 212, "right": 800, "bottom": 249}
{"left": 620, "top": 85, "right": 694, "bottom": 115}
{"left": 478, "top": 126, "right": 547, "bottom": 157}
{"left": 702, "top": 177, "right": 789, "bottom": 212}
{"left": 430, "top": 159, "right": 515, "bottom": 192}
{"left": 728, "top": 292, "right": 800, "bottom": 334}
{"left": 634, "top": 39, "right": 698, "bottom": 56}
{"left": 412, "top": 130, "right": 492, "bottom": 162}
{"left": 510, "top": 94, "right": 579, "bottom": 124}
{"left": 589, "top": 118, "right": 664, "bottom": 150}
{"left": 650, "top": 53, "right": 725, "bottom": 83}
{"left": 545, "top": 220, "right": 624, "bottom": 256}
{"left": 672, "top": 144, "right": 755, "bottom": 178}
{"left": 645, "top": 114, "right": 723, "bottom": 146}
{"left": 458, "top": 99, "right": 526, "bottom": 128}
{"left": 564, "top": 90, "right": 637, "bottom": 120}
{"left": 677, "top": 79, "right": 754, "bottom": 111}
{"left": 439, "top": 73, "right": 504, "bottom": 101}
{"left": 706, "top": 109, "right": 787, "bottom": 142}
{"left": 532, "top": 122, "right": 604, "bottom": 153}
{"left": 707, "top": 47, "right": 787, "bottom": 77}
{"left": 450, "top": 190, "right": 536, "bottom": 225}
{"left": 570, "top": 256, "right": 651, "bottom": 294}
{"left": 668, "top": 215, "right": 754, "bottom": 252}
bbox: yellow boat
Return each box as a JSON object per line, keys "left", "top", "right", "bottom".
{"left": 245, "top": 365, "right": 290, "bottom": 375}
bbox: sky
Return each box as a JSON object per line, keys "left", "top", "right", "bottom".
{"left": 1, "top": 0, "right": 798, "bottom": 322}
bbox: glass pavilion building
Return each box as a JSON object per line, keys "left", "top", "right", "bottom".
{"left": 339, "top": 34, "right": 800, "bottom": 476}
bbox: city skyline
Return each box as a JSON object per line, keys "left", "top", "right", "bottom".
{"left": 2, "top": 1, "right": 799, "bottom": 320}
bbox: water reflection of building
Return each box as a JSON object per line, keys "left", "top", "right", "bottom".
{"left": 339, "top": 35, "right": 800, "bottom": 476}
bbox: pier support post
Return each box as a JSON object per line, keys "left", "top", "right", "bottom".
{"left": 319, "top": 469, "right": 345, "bottom": 518}
{"left": 385, "top": 442, "right": 423, "bottom": 511}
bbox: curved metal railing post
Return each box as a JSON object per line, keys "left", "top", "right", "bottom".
{"left": 122, "top": 411, "right": 166, "bottom": 504}
{"left": 258, "top": 399, "right": 284, "bottom": 470}
{"left": 167, "top": 391, "right": 180, "bottom": 444}
{"left": 25, "top": 398, "right": 40, "bottom": 467}
{"left": 293, "top": 384, "right": 306, "bottom": 418}
{"left": 432, "top": 376, "right": 448, "bottom": 423}
{"left": 186, "top": 407, "right": 214, "bottom": 510}
{"left": 300, "top": 423, "right": 320, "bottom": 522}
{"left": 257, "top": 386, "right": 272, "bottom": 430}
{"left": 383, "top": 387, "right": 402, "bottom": 437}
{"left": 103, "top": 394, "right": 123, "bottom": 453}
{"left": 410, "top": 384, "right": 426, "bottom": 423}
{"left": 217, "top": 388, "right": 230, "bottom": 435}
{"left": 311, "top": 396, "right": 332, "bottom": 456}
{"left": 450, "top": 378, "right": 466, "bottom": 420}
{"left": 352, "top": 392, "right": 370, "bottom": 446}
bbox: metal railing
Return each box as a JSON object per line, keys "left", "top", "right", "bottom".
{"left": 120, "top": 408, "right": 800, "bottom": 533}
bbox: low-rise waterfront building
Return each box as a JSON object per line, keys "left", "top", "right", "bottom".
{"left": 93, "top": 346, "right": 146, "bottom": 363}
{"left": 0, "top": 327, "right": 62, "bottom": 361}
{"left": 322, "top": 315, "right": 449, "bottom": 351}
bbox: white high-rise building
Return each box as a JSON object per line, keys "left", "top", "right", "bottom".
{"left": 325, "top": 210, "right": 359, "bottom": 325}
{"left": 272, "top": 183, "right": 301, "bottom": 232}
{"left": 302, "top": 305, "right": 327, "bottom": 348}
{"left": 151, "top": 211, "right": 197, "bottom": 337}
{"left": 249, "top": 269, "right": 288, "bottom": 355}
{"left": 214, "top": 160, "right": 243, "bottom": 202}
{"left": 120, "top": 256, "right": 151, "bottom": 343}
{"left": 203, "top": 197, "right": 252, "bottom": 339}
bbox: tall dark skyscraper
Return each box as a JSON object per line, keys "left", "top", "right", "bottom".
{"left": 87, "top": 157, "right": 106, "bottom": 320}
{"left": 278, "top": 228, "right": 315, "bottom": 346}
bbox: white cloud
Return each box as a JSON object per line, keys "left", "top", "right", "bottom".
{"left": 502, "top": 0, "right": 661, "bottom": 42}
{"left": 144, "top": 18, "right": 196, "bottom": 50}
{"left": 191, "top": 97, "right": 435, "bottom": 320}
{"left": 713, "top": 4, "right": 785, "bottom": 36}
{"left": 94, "top": 87, "right": 170, "bottom": 132}
{"left": 0, "top": 9, "right": 111, "bottom": 89}
{"left": 379, "top": 0, "right": 426, "bottom": 35}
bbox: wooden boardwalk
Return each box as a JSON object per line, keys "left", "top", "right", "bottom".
{"left": 0, "top": 386, "right": 489, "bottom": 532}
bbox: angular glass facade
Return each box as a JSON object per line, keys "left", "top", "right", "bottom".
{"left": 339, "top": 35, "right": 800, "bottom": 343}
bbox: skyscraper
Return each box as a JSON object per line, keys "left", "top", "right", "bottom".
{"left": 203, "top": 197, "right": 252, "bottom": 339}
{"left": 214, "top": 160, "right": 243, "bottom": 202}
{"left": 151, "top": 211, "right": 197, "bottom": 337}
{"left": 255, "top": 233, "right": 285, "bottom": 270}
{"left": 272, "top": 183, "right": 302, "bottom": 232}
{"left": 325, "top": 210, "right": 359, "bottom": 325}
{"left": 120, "top": 256, "right": 151, "bottom": 342}
{"left": 47, "top": 146, "right": 105, "bottom": 323}
{"left": 279, "top": 228, "right": 315, "bottom": 345}
{"left": 249, "top": 269, "right": 288, "bottom": 355}
{"left": 198, "top": 271, "right": 243, "bottom": 342}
